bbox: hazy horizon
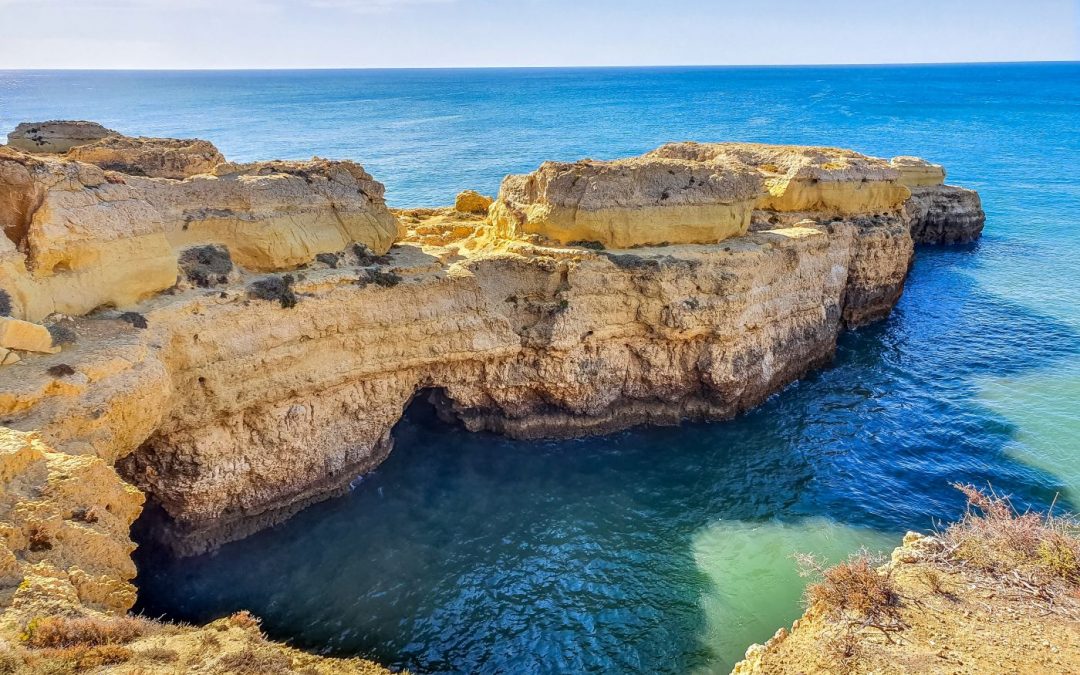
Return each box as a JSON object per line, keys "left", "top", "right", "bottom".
{"left": 0, "top": 0, "right": 1076, "bottom": 70}
{"left": 3, "top": 60, "right": 1079, "bottom": 72}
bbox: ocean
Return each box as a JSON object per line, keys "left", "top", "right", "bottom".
{"left": 3, "top": 63, "right": 1079, "bottom": 673}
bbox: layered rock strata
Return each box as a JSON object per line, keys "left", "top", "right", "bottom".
{"left": 0, "top": 147, "right": 401, "bottom": 322}
{"left": 0, "top": 129, "right": 983, "bottom": 669}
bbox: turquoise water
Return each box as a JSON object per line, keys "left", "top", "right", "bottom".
{"left": 4, "top": 64, "right": 1080, "bottom": 673}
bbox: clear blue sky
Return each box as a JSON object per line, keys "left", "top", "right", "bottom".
{"left": 0, "top": 0, "right": 1076, "bottom": 69}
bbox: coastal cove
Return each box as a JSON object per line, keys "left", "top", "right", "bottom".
{"left": 1, "top": 63, "right": 1079, "bottom": 674}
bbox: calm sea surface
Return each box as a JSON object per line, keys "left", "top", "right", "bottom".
{"left": 3, "top": 64, "right": 1079, "bottom": 673}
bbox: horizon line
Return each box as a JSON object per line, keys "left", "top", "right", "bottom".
{"left": 1, "top": 59, "right": 1078, "bottom": 72}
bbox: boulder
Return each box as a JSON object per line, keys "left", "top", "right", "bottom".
{"left": 6, "top": 121, "right": 115, "bottom": 154}
{"left": 0, "top": 317, "right": 57, "bottom": 353}
{"left": 454, "top": 190, "right": 493, "bottom": 214}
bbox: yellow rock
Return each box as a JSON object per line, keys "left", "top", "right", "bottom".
{"left": 455, "top": 190, "right": 494, "bottom": 214}
{"left": 0, "top": 148, "right": 404, "bottom": 321}
{"left": 490, "top": 156, "right": 762, "bottom": 248}
{"left": 649, "top": 142, "right": 912, "bottom": 214}
{"left": 0, "top": 317, "right": 56, "bottom": 353}
{"left": 891, "top": 155, "right": 946, "bottom": 187}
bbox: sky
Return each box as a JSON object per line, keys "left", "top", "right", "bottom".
{"left": 0, "top": 0, "right": 1077, "bottom": 69}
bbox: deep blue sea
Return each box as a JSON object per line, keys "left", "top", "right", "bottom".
{"left": 3, "top": 63, "right": 1079, "bottom": 674}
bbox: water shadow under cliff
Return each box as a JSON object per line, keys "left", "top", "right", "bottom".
{"left": 133, "top": 242, "right": 1080, "bottom": 674}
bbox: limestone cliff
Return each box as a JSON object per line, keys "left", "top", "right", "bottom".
{"left": 0, "top": 147, "right": 401, "bottom": 322}
{"left": 0, "top": 128, "right": 984, "bottom": 671}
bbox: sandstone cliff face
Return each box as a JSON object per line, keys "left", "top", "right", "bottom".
{"left": 0, "top": 149, "right": 402, "bottom": 322}
{"left": 890, "top": 155, "right": 985, "bottom": 245}
{"left": 0, "top": 428, "right": 143, "bottom": 615}
{"left": 649, "top": 142, "right": 913, "bottom": 215}
{"left": 905, "top": 185, "right": 985, "bottom": 245}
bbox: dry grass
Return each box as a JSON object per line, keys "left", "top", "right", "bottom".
{"left": 22, "top": 615, "right": 149, "bottom": 649}
{"left": 939, "top": 484, "right": 1080, "bottom": 601}
{"left": 216, "top": 646, "right": 293, "bottom": 674}
{"left": 136, "top": 645, "right": 179, "bottom": 663}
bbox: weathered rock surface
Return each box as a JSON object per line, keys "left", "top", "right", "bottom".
{"left": 0, "top": 428, "right": 143, "bottom": 614}
{"left": 6, "top": 121, "right": 115, "bottom": 154}
{"left": 67, "top": 135, "right": 225, "bottom": 179}
{"left": 0, "top": 148, "right": 402, "bottom": 322}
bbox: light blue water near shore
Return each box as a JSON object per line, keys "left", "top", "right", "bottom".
{"left": 4, "top": 63, "right": 1080, "bottom": 673}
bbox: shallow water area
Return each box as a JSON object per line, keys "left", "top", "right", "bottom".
{"left": 4, "top": 63, "right": 1079, "bottom": 673}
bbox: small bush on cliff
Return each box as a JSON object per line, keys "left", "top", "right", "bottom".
{"left": 249, "top": 275, "right": 298, "bottom": 308}
{"left": 942, "top": 484, "right": 1080, "bottom": 587}
{"left": 179, "top": 245, "right": 234, "bottom": 288}
{"left": 797, "top": 550, "right": 903, "bottom": 637}
{"left": 352, "top": 243, "right": 390, "bottom": 266}
{"left": 315, "top": 252, "right": 339, "bottom": 269}
{"left": 119, "top": 311, "right": 148, "bottom": 329}
{"left": 46, "top": 323, "right": 76, "bottom": 347}
{"left": 23, "top": 616, "right": 148, "bottom": 649}
{"left": 356, "top": 268, "right": 402, "bottom": 288}
{"left": 46, "top": 364, "right": 76, "bottom": 378}
{"left": 0, "top": 289, "right": 11, "bottom": 317}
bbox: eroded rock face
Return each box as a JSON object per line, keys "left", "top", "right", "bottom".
{"left": 0, "top": 428, "right": 143, "bottom": 614}
{"left": 0, "top": 148, "right": 402, "bottom": 322}
{"left": 905, "top": 184, "right": 985, "bottom": 244}
{"left": 67, "top": 135, "right": 225, "bottom": 179}
{"left": 6, "top": 121, "right": 115, "bottom": 154}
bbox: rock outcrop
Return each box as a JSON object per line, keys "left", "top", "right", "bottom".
{"left": 67, "top": 135, "right": 225, "bottom": 179}
{"left": 890, "top": 156, "right": 985, "bottom": 244}
{"left": 490, "top": 152, "right": 763, "bottom": 248}
{"left": 0, "top": 128, "right": 985, "bottom": 671}
{"left": 7, "top": 121, "right": 115, "bottom": 154}
{"left": 454, "top": 189, "right": 493, "bottom": 214}
{"left": 0, "top": 148, "right": 402, "bottom": 322}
